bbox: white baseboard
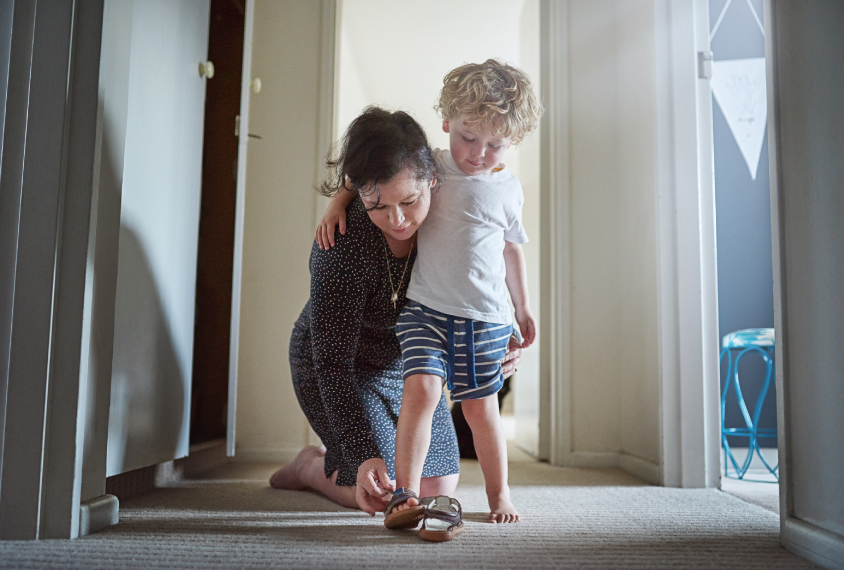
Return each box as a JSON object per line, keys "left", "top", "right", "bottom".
{"left": 618, "top": 453, "right": 660, "bottom": 485}
{"left": 232, "top": 445, "right": 303, "bottom": 464}
{"left": 568, "top": 451, "right": 660, "bottom": 485}
{"left": 783, "top": 517, "right": 844, "bottom": 570}
{"left": 569, "top": 451, "right": 620, "bottom": 468}
{"left": 232, "top": 445, "right": 662, "bottom": 485}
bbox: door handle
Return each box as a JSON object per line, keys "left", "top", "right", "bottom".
{"left": 235, "top": 116, "right": 261, "bottom": 140}
{"left": 199, "top": 61, "right": 215, "bottom": 79}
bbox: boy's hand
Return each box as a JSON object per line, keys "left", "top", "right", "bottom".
{"left": 315, "top": 203, "right": 347, "bottom": 250}
{"left": 514, "top": 306, "right": 537, "bottom": 349}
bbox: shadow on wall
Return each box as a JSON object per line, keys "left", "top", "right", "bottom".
{"left": 106, "top": 225, "right": 184, "bottom": 476}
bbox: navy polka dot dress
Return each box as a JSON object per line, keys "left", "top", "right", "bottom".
{"left": 289, "top": 196, "right": 460, "bottom": 486}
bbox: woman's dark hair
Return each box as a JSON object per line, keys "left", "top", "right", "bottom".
{"left": 319, "top": 107, "right": 439, "bottom": 208}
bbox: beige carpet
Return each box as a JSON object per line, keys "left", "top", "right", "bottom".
{"left": 0, "top": 453, "right": 817, "bottom": 569}
{"left": 719, "top": 447, "right": 781, "bottom": 515}
{"left": 721, "top": 477, "right": 780, "bottom": 515}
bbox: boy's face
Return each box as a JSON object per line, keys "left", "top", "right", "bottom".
{"left": 443, "top": 114, "right": 512, "bottom": 176}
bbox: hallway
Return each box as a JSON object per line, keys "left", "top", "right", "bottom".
{"left": 0, "top": 454, "right": 815, "bottom": 569}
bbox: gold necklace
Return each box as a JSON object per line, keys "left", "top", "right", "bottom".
{"left": 383, "top": 235, "right": 414, "bottom": 308}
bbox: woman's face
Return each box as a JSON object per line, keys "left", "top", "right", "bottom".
{"left": 359, "top": 168, "right": 434, "bottom": 241}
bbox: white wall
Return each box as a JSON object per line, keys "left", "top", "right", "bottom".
{"left": 568, "top": 0, "right": 622, "bottom": 455}
{"left": 234, "top": 0, "right": 328, "bottom": 461}
{"left": 337, "top": 0, "right": 530, "bottom": 154}
{"left": 613, "top": 0, "right": 661, "bottom": 469}
{"left": 545, "top": 0, "right": 663, "bottom": 479}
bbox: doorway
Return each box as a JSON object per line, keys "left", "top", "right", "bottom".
{"left": 709, "top": 0, "right": 779, "bottom": 510}
{"left": 335, "top": 0, "right": 544, "bottom": 459}
{"left": 190, "top": 0, "right": 245, "bottom": 446}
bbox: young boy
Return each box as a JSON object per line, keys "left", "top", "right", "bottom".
{"left": 318, "top": 60, "right": 541, "bottom": 525}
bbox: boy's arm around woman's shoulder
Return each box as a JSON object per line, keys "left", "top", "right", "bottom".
{"left": 315, "top": 190, "right": 356, "bottom": 250}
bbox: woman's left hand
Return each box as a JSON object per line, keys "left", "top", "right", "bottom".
{"left": 502, "top": 336, "right": 524, "bottom": 379}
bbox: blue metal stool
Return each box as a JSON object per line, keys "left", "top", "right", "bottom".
{"left": 720, "top": 328, "right": 779, "bottom": 481}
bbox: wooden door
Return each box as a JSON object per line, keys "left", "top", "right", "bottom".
{"left": 190, "top": 0, "right": 246, "bottom": 446}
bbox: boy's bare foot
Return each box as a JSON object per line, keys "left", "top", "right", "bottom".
{"left": 391, "top": 496, "right": 420, "bottom": 512}
{"left": 488, "top": 493, "right": 520, "bottom": 523}
{"left": 269, "top": 445, "right": 326, "bottom": 490}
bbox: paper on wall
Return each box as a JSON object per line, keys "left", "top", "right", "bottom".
{"left": 711, "top": 57, "right": 767, "bottom": 180}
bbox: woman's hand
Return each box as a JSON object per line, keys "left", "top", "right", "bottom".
{"left": 355, "top": 457, "right": 395, "bottom": 515}
{"left": 315, "top": 202, "right": 347, "bottom": 250}
{"left": 502, "top": 335, "right": 524, "bottom": 379}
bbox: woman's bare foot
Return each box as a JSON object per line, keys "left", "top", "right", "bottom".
{"left": 488, "top": 492, "right": 520, "bottom": 523}
{"left": 269, "top": 445, "right": 325, "bottom": 490}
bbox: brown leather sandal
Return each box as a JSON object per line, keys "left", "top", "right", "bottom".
{"left": 418, "top": 496, "right": 464, "bottom": 542}
{"left": 383, "top": 487, "right": 428, "bottom": 529}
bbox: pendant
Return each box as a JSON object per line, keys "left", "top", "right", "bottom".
{"left": 391, "top": 292, "right": 398, "bottom": 308}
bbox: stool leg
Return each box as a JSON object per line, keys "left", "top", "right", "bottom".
{"left": 720, "top": 348, "right": 745, "bottom": 479}
{"left": 752, "top": 347, "right": 778, "bottom": 480}
{"left": 733, "top": 348, "right": 756, "bottom": 478}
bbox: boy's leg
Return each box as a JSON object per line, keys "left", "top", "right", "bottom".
{"left": 393, "top": 373, "right": 443, "bottom": 511}
{"left": 461, "top": 395, "right": 520, "bottom": 523}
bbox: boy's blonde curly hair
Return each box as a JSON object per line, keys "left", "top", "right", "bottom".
{"left": 435, "top": 59, "right": 542, "bottom": 145}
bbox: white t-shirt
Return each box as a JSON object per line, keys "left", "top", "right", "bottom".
{"left": 405, "top": 149, "right": 529, "bottom": 324}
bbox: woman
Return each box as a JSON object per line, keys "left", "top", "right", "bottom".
{"left": 270, "top": 107, "right": 521, "bottom": 514}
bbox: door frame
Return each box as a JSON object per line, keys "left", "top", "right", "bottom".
{"left": 654, "top": 0, "right": 721, "bottom": 489}
{"left": 0, "top": 0, "right": 108, "bottom": 539}
{"left": 537, "top": 0, "right": 572, "bottom": 466}
{"left": 226, "top": 0, "right": 338, "bottom": 456}
{"left": 226, "top": 0, "right": 255, "bottom": 458}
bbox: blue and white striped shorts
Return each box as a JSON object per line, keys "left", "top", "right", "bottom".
{"left": 396, "top": 301, "right": 520, "bottom": 401}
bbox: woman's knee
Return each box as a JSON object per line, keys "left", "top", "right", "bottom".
{"left": 420, "top": 473, "right": 459, "bottom": 497}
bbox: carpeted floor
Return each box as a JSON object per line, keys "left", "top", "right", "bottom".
{"left": 719, "top": 447, "right": 781, "bottom": 515}
{"left": 0, "top": 452, "right": 817, "bottom": 569}
{"left": 720, "top": 477, "right": 780, "bottom": 515}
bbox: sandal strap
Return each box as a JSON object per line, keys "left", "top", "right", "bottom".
{"left": 384, "top": 487, "right": 418, "bottom": 515}
{"left": 423, "top": 496, "right": 463, "bottom": 527}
